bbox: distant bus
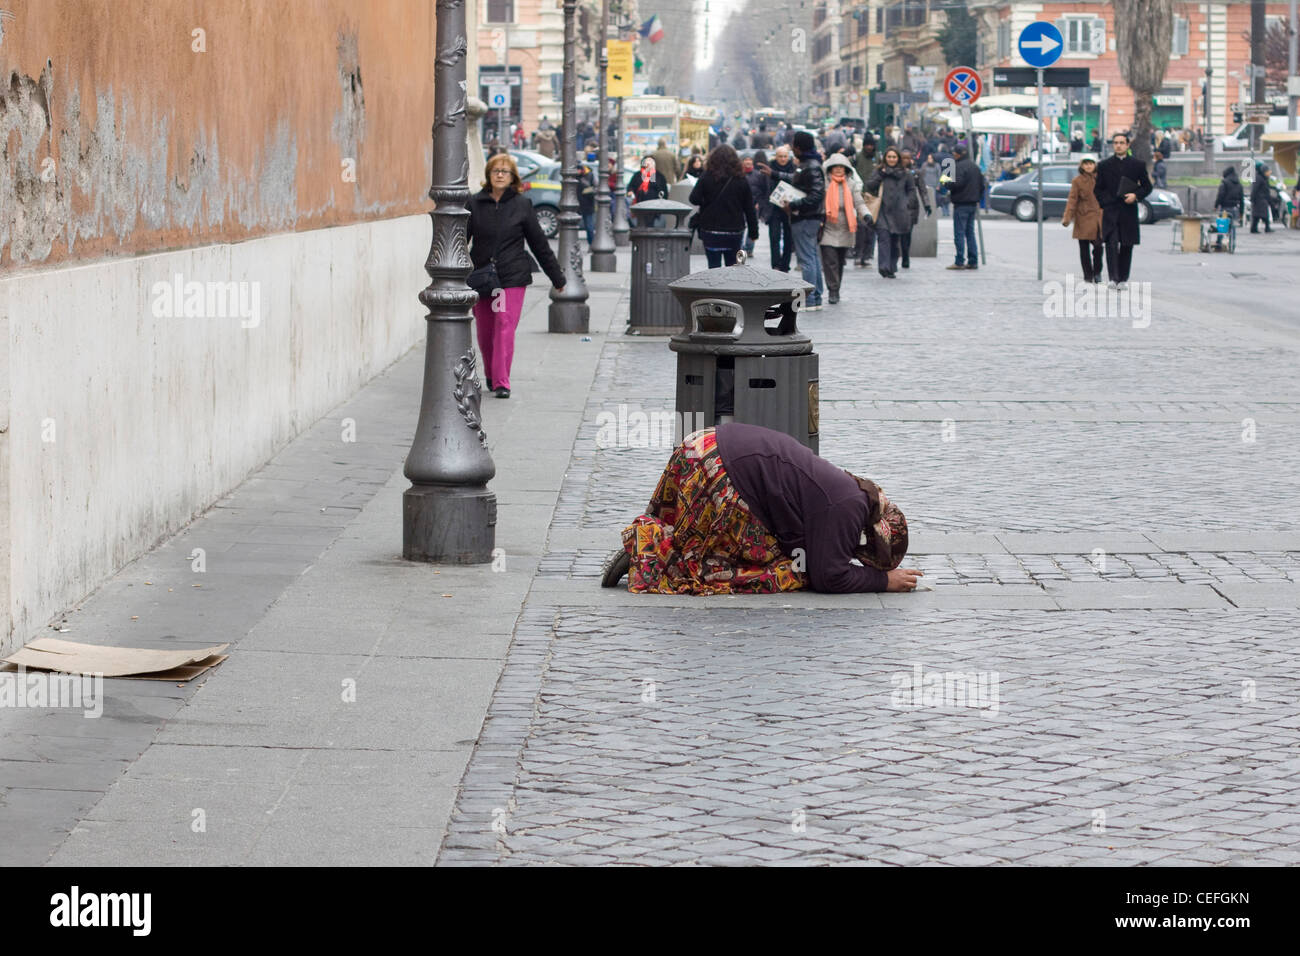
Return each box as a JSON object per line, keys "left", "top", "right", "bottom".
{"left": 753, "top": 108, "right": 787, "bottom": 127}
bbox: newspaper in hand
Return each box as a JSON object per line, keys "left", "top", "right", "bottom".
{"left": 769, "top": 181, "right": 807, "bottom": 208}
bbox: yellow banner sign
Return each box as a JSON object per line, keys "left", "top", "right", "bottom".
{"left": 607, "top": 41, "right": 635, "bottom": 98}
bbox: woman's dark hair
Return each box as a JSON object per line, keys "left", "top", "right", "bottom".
{"left": 707, "top": 144, "right": 744, "bottom": 178}
{"left": 752, "top": 149, "right": 768, "bottom": 166}
{"left": 686, "top": 154, "right": 705, "bottom": 173}
{"left": 881, "top": 146, "right": 901, "bottom": 166}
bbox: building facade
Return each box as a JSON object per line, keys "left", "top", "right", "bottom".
{"left": 974, "top": 1, "right": 1293, "bottom": 140}
{"left": 839, "top": 0, "right": 888, "bottom": 120}
{"left": 873, "top": 1, "right": 1294, "bottom": 141}
{"left": 812, "top": 0, "right": 846, "bottom": 117}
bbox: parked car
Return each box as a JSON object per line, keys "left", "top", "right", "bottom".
{"left": 482, "top": 147, "right": 554, "bottom": 178}
{"left": 988, "top": 165, "right": 1184, "bottom": 224}
{"left": 1220, "top": 117, "right": 1292, "bottom": 151}
{"left": 519, "top": 161, "right": 561, "bottom": 238}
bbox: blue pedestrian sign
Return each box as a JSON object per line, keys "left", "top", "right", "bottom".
{"left": 1018, "top": 21, "right": 1064, "bottom": 69}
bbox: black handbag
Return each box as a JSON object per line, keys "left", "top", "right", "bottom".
{"left": 466, "top": 218, "right": 503, "bottom": 298}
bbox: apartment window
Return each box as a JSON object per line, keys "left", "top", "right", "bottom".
{"left": 876, "top": 8, "right": 884, "bottom": 33}
{"left": 852, "top": 65, "right": 862, "bottom": 84}
{"left": 1172, "top": 16, "right": 1188, "bottom": 55}
{"left": 904, "top": 0, "right": 925, "bottom": 29}
{"left": 858, "top": 13, "right": 869, "bottom": 38}
{"left": 834, "top": 69, "right": 843, "bottom": 86}
{"left": 885, "top": 2, "right": 901, "bottom": 38}
{"left": 1058, "top": 16, "right": 1105, "bottom": 55}
{"left": 997, "top": 20, "right": 1010, "bottom": 58}
{"left": 486, "top": 0, "right": 514, "bottom": 23}
{"left": 814, "top": 4, "right": 826, "bottom": 28}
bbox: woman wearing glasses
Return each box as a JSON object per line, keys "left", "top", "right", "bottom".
{"left": 466, "top": 153, "right": 566, "bottom": 399}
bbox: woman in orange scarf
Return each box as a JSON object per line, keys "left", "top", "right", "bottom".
{"left": 818, "top": 154, "right": 871, "bottom": 305}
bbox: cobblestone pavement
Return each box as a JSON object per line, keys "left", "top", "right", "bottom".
{"left": 440, "top": 606, "right": 1300, "bottom": 866}
{"left": 439, "top": 222, "right": 1300, "bottom": 865}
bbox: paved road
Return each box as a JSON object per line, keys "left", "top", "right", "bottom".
{"left": 440, "top": 219, "right": 1300, "bottom": 865}
{"left": 4, "top": 217, "right": 1298, "bottom": 866}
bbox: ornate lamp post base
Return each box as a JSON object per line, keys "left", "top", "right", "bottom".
{"left": 548, "top": 299, "right": 591, "bottom": 333}
{"left": 403, "top": 484, "right": 498, "bottom": 564}
{"left": 590, "top": 247, "right": 617, "bottom": 272}
{"left": 550, "top": 0, "right": 591, "bottom": 333}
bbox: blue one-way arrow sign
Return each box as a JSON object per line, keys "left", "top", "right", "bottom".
{"left": 1018, "top": 21, "right": 1064, "bottom": 68}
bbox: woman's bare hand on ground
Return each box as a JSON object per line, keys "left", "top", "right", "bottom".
{"left": 886, "top": 568, "right": 924, "bottom": 592}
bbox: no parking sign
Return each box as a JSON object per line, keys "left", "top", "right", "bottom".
{"left": 944, "top": 67, "right": 982, "bottom": 107}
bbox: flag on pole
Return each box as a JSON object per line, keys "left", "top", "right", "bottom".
{"left": 639, "top": 15, "right": 664, "bottom": 44}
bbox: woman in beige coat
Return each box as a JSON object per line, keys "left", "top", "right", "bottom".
{"left": 1061, "top": 154, "right": 1103, "bottom": 284}
{"left": 819, "top": 153, "right": 872, "bottom": 304}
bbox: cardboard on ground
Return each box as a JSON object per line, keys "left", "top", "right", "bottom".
{"left": 2, "top": 638, "right": 229, "bottom": 681}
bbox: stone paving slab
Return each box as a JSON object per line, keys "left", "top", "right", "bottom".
{"left": 1147, "top": 532, "right": 1300, "bottom": 552}
{"left": 1211, "top": 583, "right": 1300, "bottom": 609}
{"left": 1043, "top": 582, "right": 1226, "bottom": 610}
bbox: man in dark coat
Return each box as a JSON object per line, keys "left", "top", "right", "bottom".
{"left": 1249, "top": 163, "right": 1273, "bottom": 233}
{"left": 1092, "top": 132, "right": 1153, "bottom": 287}
{"left": 945, "top": 144, "right": 984, "bottom": 270}
{"left": 758, "top": 145, "right": 798, "bottom": 271}
{"left": 765, "top": 131, "right": 826, "bottom": 308}
{"left": 853, "top": 139, "right": 878, "bottom": 266}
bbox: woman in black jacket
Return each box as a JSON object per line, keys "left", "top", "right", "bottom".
{"left": 689, "top": 144, "right": 759, "bottom": 268}
{"left": 467, "top": 154, "right": 566, "bottom": 399}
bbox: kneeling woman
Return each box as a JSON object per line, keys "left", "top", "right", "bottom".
{"left": 602, "top": 423, "right": 922, "bottom": 593}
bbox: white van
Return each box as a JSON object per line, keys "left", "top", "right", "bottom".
{"left": 1221, "top": 117, "right": 1294, "bottom": 150}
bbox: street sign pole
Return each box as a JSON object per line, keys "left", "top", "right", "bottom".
{"left": 1019, "top": 21, "right": 1063, "bottom": 281}
{"left": 1037, "top": 67, "right": 1044, "bottom": 281}
{"left": 501, "top": 20, "right": 510, "bottom": 144}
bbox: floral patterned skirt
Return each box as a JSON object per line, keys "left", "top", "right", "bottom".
{"left": 620, "top": 428, "right": 807, "bottom": 595}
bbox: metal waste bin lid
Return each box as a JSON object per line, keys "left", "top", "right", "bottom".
{"left": 668, "top": 263, "right": 813, "bottom": 298}
{"left": 628, "top": 199, "right": 694, "bottom": 226}
{"left": 669, "top": 264, "right": 814, "bottom": 354}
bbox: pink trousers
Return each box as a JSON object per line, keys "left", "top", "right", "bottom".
{"left": 471, "top": 285, "right": 526, "bottom": 390}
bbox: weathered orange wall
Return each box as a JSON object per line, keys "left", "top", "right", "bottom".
{"left": 0, "top": 0, "right": 439, "bottom": 270}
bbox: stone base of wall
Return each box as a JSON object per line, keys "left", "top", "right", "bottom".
{"left": 0, "top": 213, "right": 432, "bottom": 653}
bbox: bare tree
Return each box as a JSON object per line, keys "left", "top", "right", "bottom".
{"left": 1113, "top": 0, "right": 1174, "bottom": 164}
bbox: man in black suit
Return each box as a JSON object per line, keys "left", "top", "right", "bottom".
{"left": 1092, "top": 132, "right": 1153, "bottom": 289}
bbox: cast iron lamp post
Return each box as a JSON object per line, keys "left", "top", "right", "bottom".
{"left": 402, "top": 0, "right": 496, "bottom": 563}
{"left": 590, "top": 0, "right": 617, "bottom": 272}
{"left": 548, "top": 0, "right": 591, "bottom": 332}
